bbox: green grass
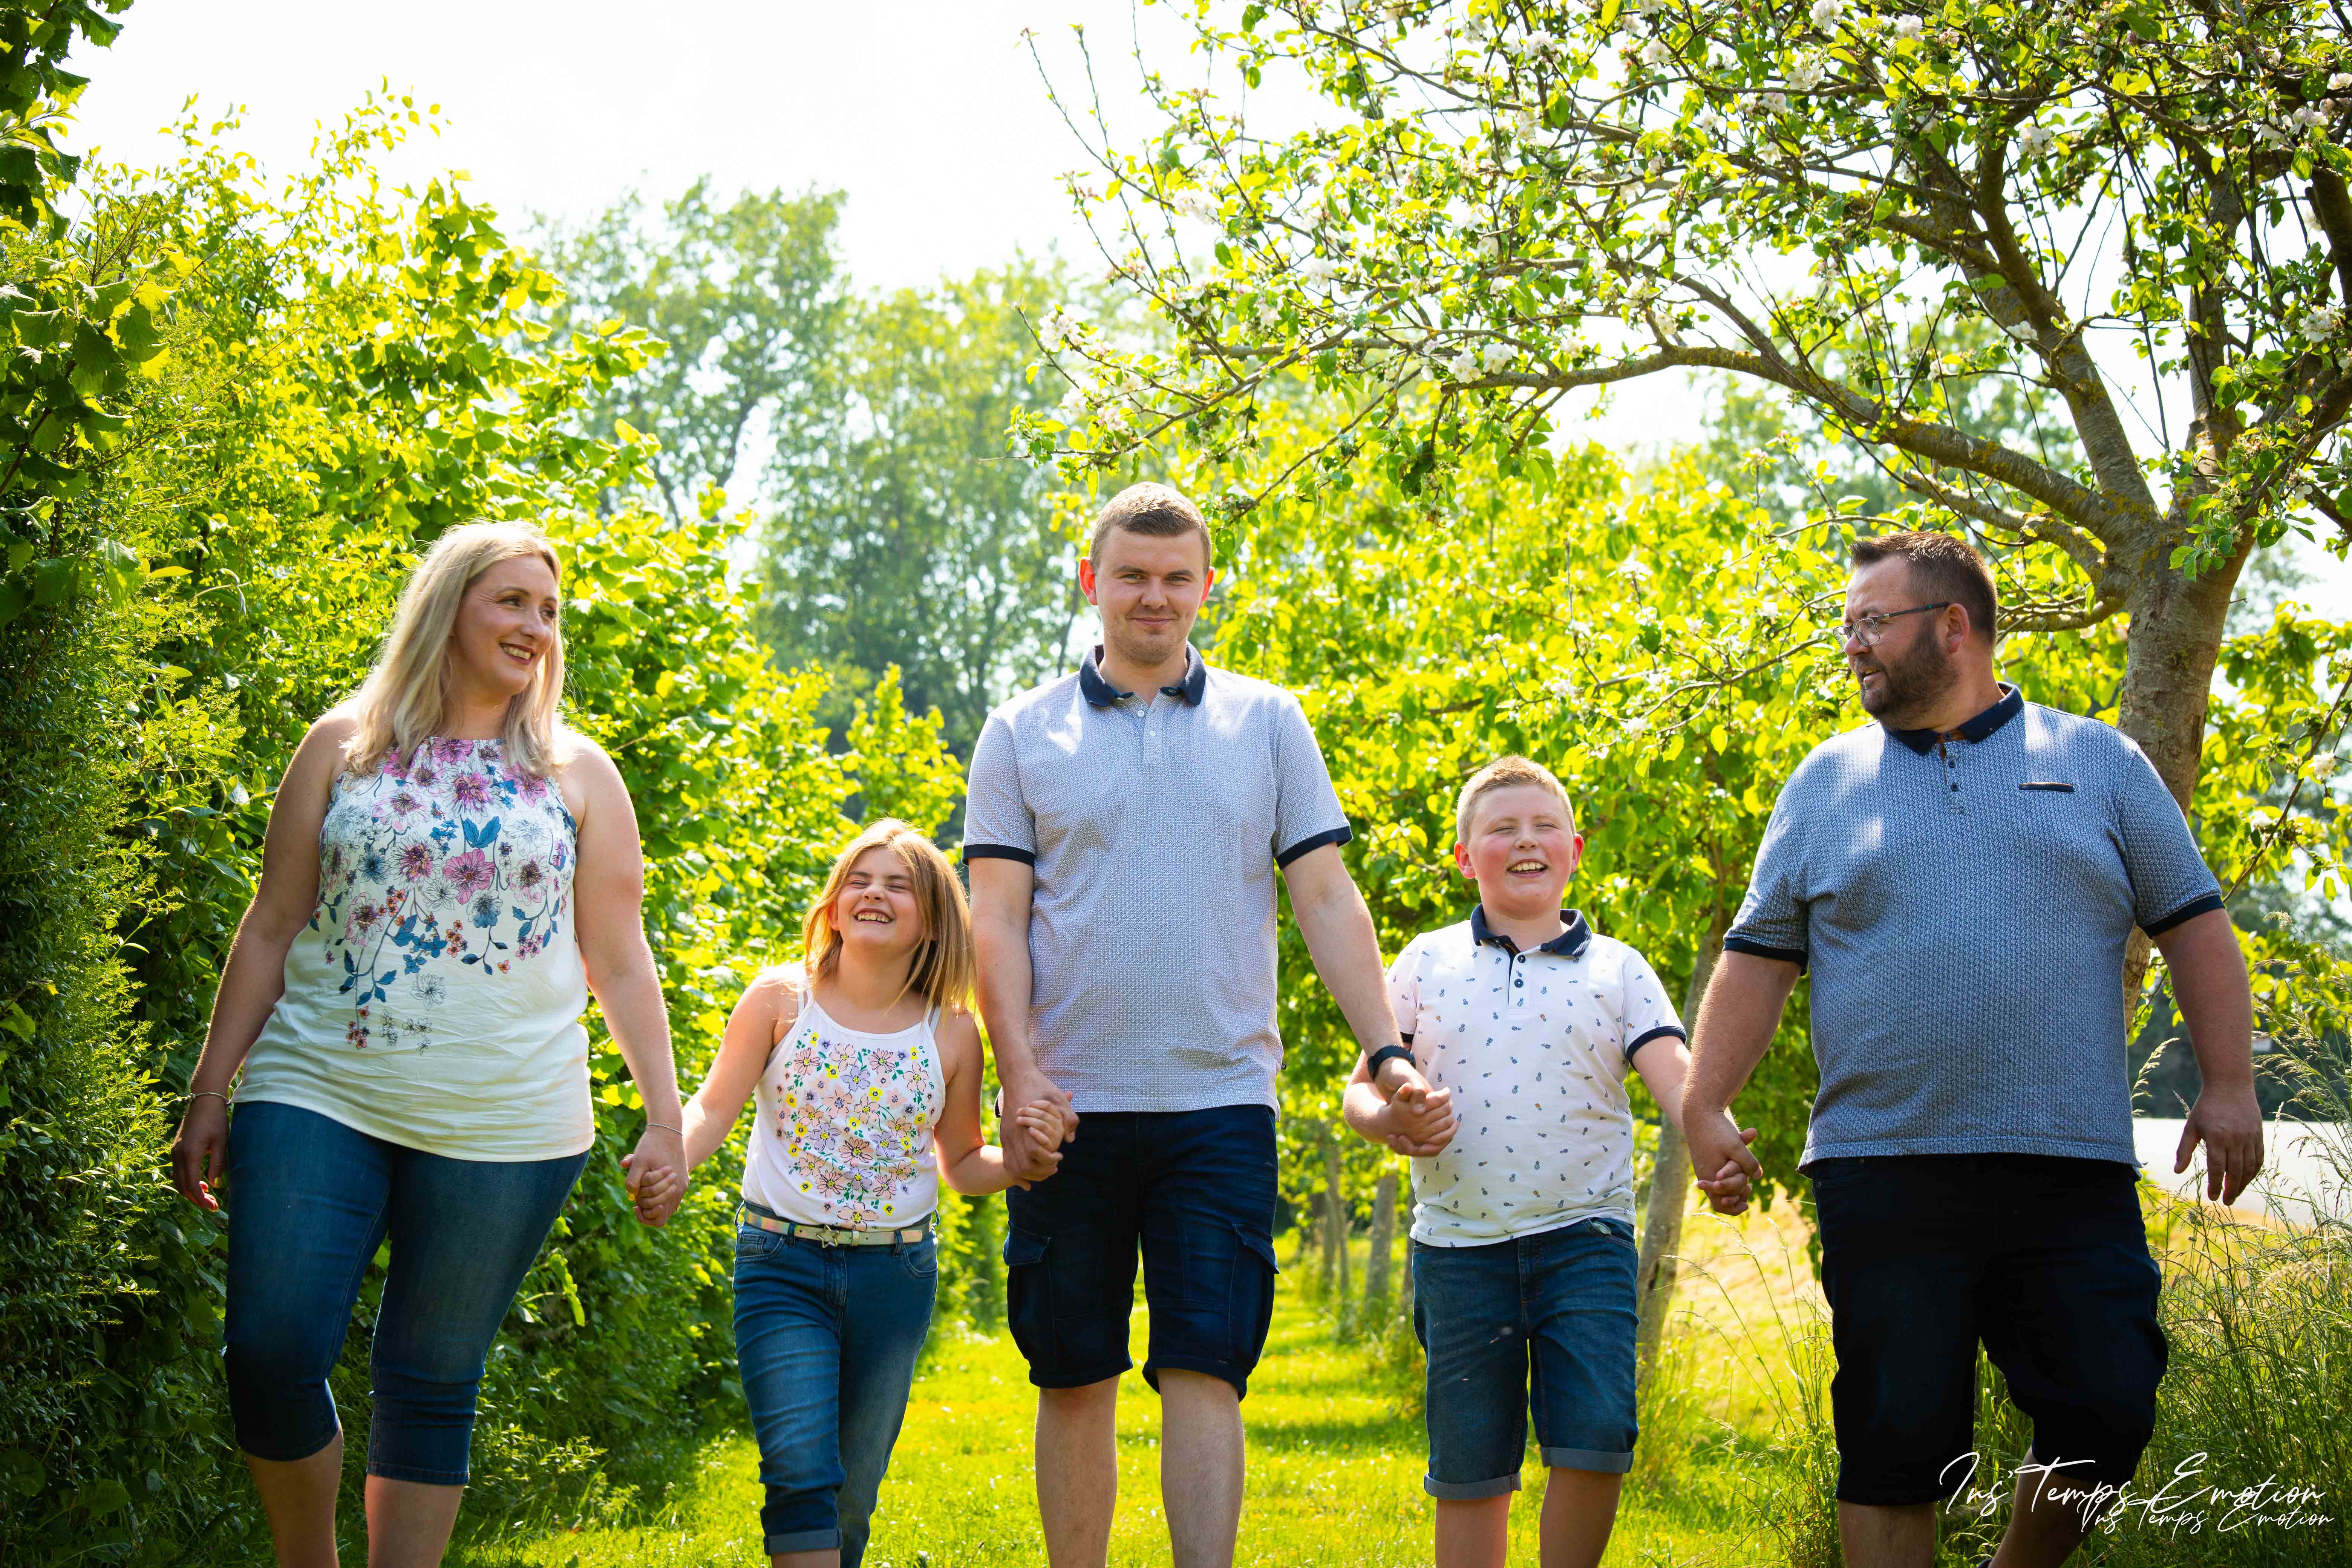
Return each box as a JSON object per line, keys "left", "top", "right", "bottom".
{"left": 444, "top": 1231, "right": 1794, "bottom": 1568}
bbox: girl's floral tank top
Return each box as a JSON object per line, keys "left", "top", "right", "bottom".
{"left": 236, "top": 737, "right": 594, "bottom": 1161}
{"left": 740, "top": 974, "right": 945, "bottom": 1230}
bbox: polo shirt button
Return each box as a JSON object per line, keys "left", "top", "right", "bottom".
{"left": 1514, "top": 978, "right": 1524, "bottom": 988}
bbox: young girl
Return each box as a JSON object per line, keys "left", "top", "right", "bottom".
{"left": 663, "top": 819, "right": 1059, "bottom": 1568}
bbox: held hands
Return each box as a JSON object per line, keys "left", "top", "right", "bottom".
{"left": 1000, "top": 1070, "right": 1075, "bottom": 1185}
{"left": 1685, "top": 1108, "right": 1763, "bottom": 1216}
{"left": 1372, "top": 1059, "right": 1458, "bottom": 1157}
{"left": 169, "top": 1096, "right": 231, "bottom": 1212}
{"left": 620, "top": 1124, "right": 689, "bottom": 1227}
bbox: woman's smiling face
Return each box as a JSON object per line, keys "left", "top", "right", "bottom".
{"left": 449, "top": 553, "right": 560, "bottom": 703}
{"left": 833, "top": 845, "right": 926, "bottom": 961}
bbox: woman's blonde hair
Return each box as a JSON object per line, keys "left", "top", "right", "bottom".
{"left": 802, "top": 820, "right": 975, "bottom": 1015}
{"left": 343, "top": 522, "right": 571, "bottom": 778}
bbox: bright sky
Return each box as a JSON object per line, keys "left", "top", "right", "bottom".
{"left": 63, "top": 1, "right": 2349, "bottom": 609}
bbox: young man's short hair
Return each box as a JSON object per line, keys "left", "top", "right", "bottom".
{"left": 1850, "top": 530, "right": 1999, "bottom": 643}
{"left": 1088, "top": 482, "right": 1214, "bottom": 570}
{"left": 1455, "top": 755, "right": 1576, "bottom": 844}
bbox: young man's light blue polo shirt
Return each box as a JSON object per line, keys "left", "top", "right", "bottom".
{"left": 962, "top": 645, "right": 1351, "bottom": 1114}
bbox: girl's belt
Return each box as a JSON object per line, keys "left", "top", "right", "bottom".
{"left": 736, "top": 1197, "right": 930, "bottom": 1248}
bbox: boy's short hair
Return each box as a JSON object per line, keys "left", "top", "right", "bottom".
{"left": 1455, "top": 756, "right": 1576, "bottom": 844}
{"left": 1088, "top": 482, "right": 1214, "bottom": 570}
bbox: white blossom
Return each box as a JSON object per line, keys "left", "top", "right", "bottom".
{"left": 1694, "top": 109, "right": 1729, "bottom": 139}
{"left": 1760, "top": 90, "right": 1790, "bottom": 113}
{"left": 1448, "top": 348, "right": 1482, "bottom": 381}
{"left": 1894, "top": 14, "right": 1924, "bottom": 40}
{"left": 1809, "top": 0, "right": 1843, "bottom": 30}
{"left": 1786, "top": 57, "right": 1827, "bottom": 92}
{"left": 1298, "top": 255, "right": 1339, "bottom": 282}
{"left": 1510, "top": 107, "right": 1547, "bottom": 139}
{"left": 2002, "top": 318, "right": 2038, "bottom": 344}
{"left": 2017, "top": 121, "right": 2054, "bottom": 156}
{"left": 2292, "top": 104, "right": 2328, "bottom": 131}
{"left": 2332, "top": 72, "right": 2352, "bottom": 91}
{"left": 1547, "top": 676, "right": 1578, "bottom": 700}
{"left": 2298, "top": 304, "right": 2344, "bottom": 340}
{"left": 1631, "top": 0, "right": 1665, "bottom": 15}
{"left": 1174, "top": 190, "right": 1220, "bottom": 224}
{"left": 1481, "top": 341, "right": 1515, "bottom": 371}
{"left": 1617, "top": 553, "right": 1654, "bottom": 580}
{"left": 1641, "top": 36, "right": 1672, "bottom": 66}
{"left": 2254, "top": 121, "right": 2291, "bottom": 149}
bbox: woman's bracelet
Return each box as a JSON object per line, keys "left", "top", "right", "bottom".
{"left": 188, "top": 1089, "right": 230, "bottom": 1108}
{"left": 645, "top": 1120, "right": 683, "bottom": 1135}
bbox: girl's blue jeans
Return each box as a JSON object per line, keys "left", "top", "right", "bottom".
{"left": 222, "top": 1101, "right": 585, "bottom": 1484}
{"left": 733, "top": 1221, "right": 938, "bottom": 1563}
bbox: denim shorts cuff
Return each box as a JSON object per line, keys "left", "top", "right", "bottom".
{"left": 366, "top": 1461, "right": 469, "bottom": 1487}
{"left": 1424, "top": 1471, "right": 1522, "bottom": 1500}
{"left": 242, "top": 1423, "right": 342, "bottom": 1466}
{"left": 1028, "top": 1357, "right": 1134, "bottom": 1390}
{"left": 1142, "top": 1353, "right": 1252, "bottom": 1401}
{"left": 1541, "top": 1446, "right": 1634, "bottom": 1475}
{"left": 764, "top": 1527, "right": 842, "bottom": 1555}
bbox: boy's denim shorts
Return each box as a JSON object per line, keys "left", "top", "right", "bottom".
{"left": 1411, "top": 1216, "right": 1640, "bottom": 1497}
{"left": 1004, "top": 1104, "right": 1279, "bottom": 1398}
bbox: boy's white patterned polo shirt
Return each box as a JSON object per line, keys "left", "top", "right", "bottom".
{"left": 1388, "top": 907, "right": 1684, "bottom": 1246}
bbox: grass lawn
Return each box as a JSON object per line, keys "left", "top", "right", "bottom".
{"left": 447, "top": 1203, "right": 1825, "bottom": 1568}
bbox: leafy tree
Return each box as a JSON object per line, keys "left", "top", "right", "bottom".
{"left": 537, "top": 180, "right": 848, "bottom": 522}
{"left": 758, "top": 263, "right": 1083, "bottom": 748}
{"left": 1031, "top": 0, "right": 2352, "bottom": 1004}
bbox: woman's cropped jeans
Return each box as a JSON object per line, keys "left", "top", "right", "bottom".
{"left": 222, "top": 1101, "right": 584, "bottom": 1484}
{"left": 733, "top": 1220, "right": 938, "bottom": 1564}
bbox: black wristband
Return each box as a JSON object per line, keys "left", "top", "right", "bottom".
{"left": 1366, "top": 1044, "right": 1417, "bottom": 1084}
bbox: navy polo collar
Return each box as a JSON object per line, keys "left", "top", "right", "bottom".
{"left": 1886, "top": 682, "right": 2024, "bottom": 756}
{"left": 1470, "top": 905, "right": 1592, "bottom": 958}
{"left": 1078, "top": 643, "right": 1207, "bottom": 708}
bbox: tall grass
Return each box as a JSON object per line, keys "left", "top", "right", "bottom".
{"left": 1674, "top": 1122, "right": 2352, "bottom": 1568}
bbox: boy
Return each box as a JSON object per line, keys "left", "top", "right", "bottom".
{"left": 1344, "top": 756, "right": 1754, "bottom": 1568}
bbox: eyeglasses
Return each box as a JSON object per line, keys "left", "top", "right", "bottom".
{"left": 1833, "top": 602, "right": 1951, "bottom": 648}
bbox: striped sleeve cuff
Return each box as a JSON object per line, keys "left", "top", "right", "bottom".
{"left": 1274, "top": 824, "right": 1353, "bottom": 868}
{"left": 1626, "top": 1025, "right": 1686, "bottom": 1063}
{"left": 1723, "top": 934, "right": 1808, "bottom": 973}
{"left": 2142, "top": 891, "right": 2225, "bottom": 937}
{"left": 961, "top": 843, "right": 1036, "bottom": 865}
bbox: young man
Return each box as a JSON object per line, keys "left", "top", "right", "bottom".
{"left": 1345, "top": 756, "right": 1753, "bottom": 1568}
{"left": 1683, "top": 530, "right": 2263, "bottom": 1568}
{"left": 961, "top": 482, "right": 1453, "bottom": 1568}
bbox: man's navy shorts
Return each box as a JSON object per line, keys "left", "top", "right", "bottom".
{"left": 1809, "top": 1152, "right": 2168, "bottom": 1506}
{"left": 1003, "top": 1104, "right": 1279, "bottom": 1398}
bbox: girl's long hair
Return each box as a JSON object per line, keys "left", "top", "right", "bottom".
{"left": 801, "top": 820, "right": 975, "bottom": 1015}
{"left": 343, "top": 522, "right": 572, "bottom": 778}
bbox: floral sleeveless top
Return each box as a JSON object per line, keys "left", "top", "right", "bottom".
{"left": 740, "top": 976, "right": 945, "bottom": 1228}
{"left": 237, "top": 737, "right": 595, "bottom": 1161}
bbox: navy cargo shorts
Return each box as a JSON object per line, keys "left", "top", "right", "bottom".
{"left": 1810, "top": 1152, "right": 2168, "bottom": 1505}
{"left": 1003, "top": 1103, "right": 1279, "bottom": 1398}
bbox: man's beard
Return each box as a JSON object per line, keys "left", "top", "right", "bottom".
{"left": 1853, "top": 632, "right": 1957, "bottom": 726}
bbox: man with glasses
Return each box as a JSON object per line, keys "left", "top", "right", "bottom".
{"left": 1679, "top": 531, "right": 2262, "bottom": 1568}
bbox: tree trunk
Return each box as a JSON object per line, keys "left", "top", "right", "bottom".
{"left": 1326, "top": 1132, "right": 1351, "bottom": 1313}
{"left": 1366, "top": 1171, "right": 1397, "bottom": 1315}
{"left": 1636, "top": 907, "right": 1731, "bottom": 1381}
{"left": 2111, "top": 528, "right": 2251, "bottom": 1004}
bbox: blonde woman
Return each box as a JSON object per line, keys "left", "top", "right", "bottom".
{"left": 168, "top": 522, "right": 686, "bottom": 1568}
{"left": 680, "top": 821, "right": 1059, "bottom": 1568}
